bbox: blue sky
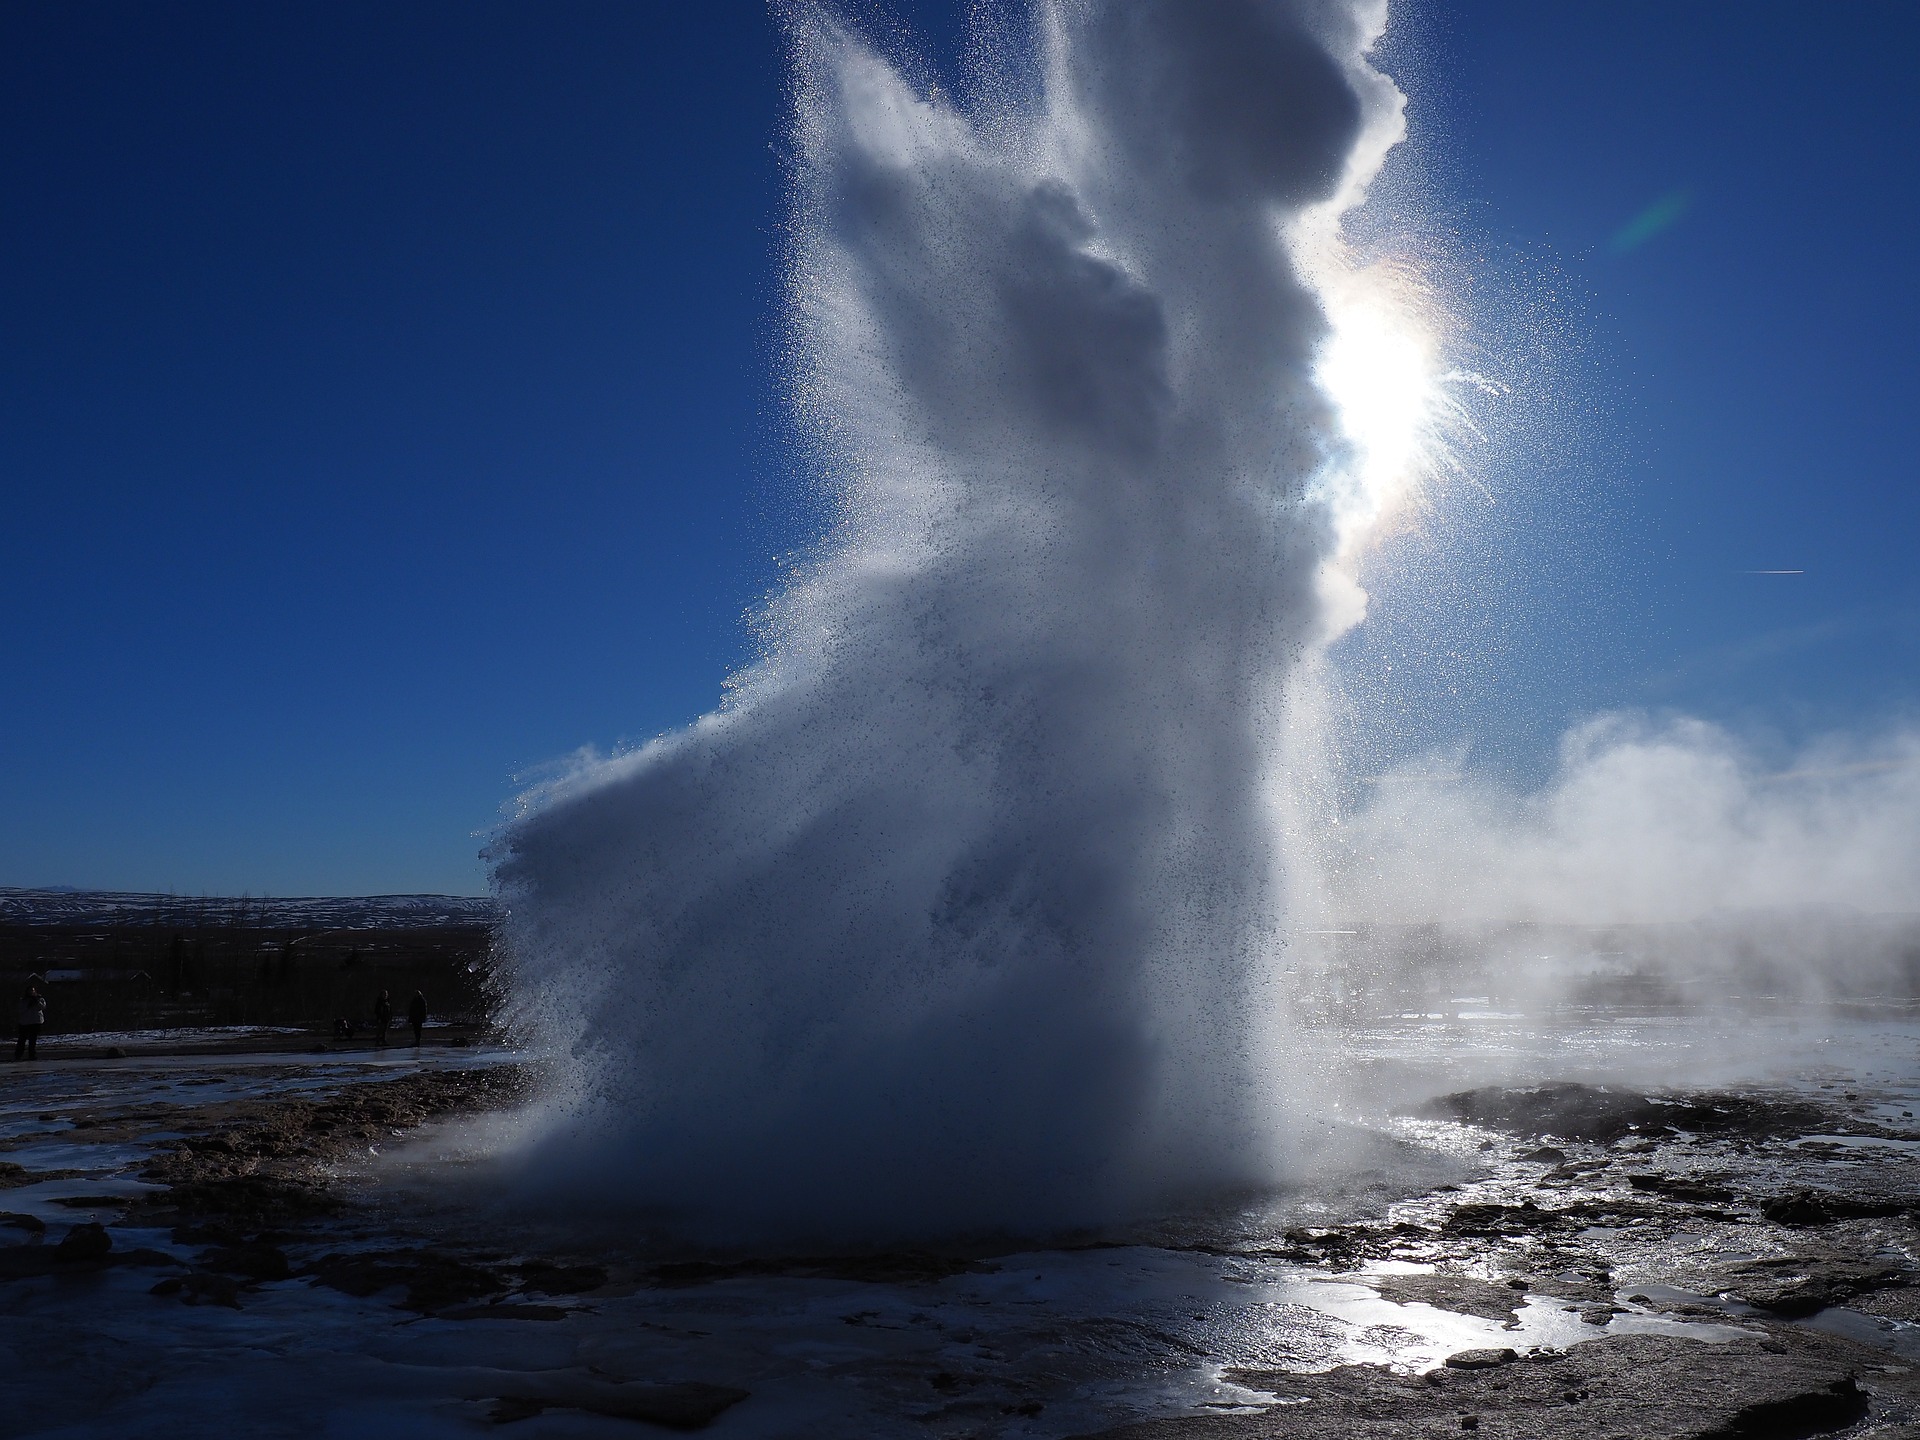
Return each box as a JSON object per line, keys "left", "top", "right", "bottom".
{"left": 1320, "top": 0, "right": 1920, "bottom": 781}
{"left": 3, "top": 1, "right": 1915, "bottom": 896}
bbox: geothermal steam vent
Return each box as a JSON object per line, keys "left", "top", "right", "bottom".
{"left": 492, "top": 0, "right": 1408, "bottom": 1239}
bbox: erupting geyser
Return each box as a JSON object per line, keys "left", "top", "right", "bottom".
{"left": 491, "top": 0, "right": 1432, "bottom": 1239}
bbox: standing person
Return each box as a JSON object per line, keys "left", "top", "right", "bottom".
{"left": 406, "top": 990, "right": 427, "bottom": 1047}
{"left": 372, "top": 989, "right": 393, "bottom": 1049}
{"left": 15, "top": 982, "right": 46, "bottom": 1062}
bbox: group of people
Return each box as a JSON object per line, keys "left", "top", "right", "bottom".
{"left": 370, "top": 988, "right": 431, "bottom": 1048}
{"left": 10, "top": 981, "right": 432, "bottom": 1062}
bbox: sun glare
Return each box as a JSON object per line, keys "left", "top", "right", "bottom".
{"left": 1312, "top": 268, "right": 1449, "bottom": 556}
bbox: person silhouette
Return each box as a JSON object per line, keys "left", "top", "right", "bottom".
{"left": 406, "top": 991, "right": 427, "bottom": 1046}
{"left": 372, "top": 989, "right": 393, "bottom": 1049}
{"left": 15, "top": 982, "right": 46, "bottom": 1062}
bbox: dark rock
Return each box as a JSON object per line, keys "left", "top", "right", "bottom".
{"left": 172, "top": 1221, "right": 249, "bottom": 1244}
{"left": 1367, "top": 1275, "right": 1527, "bottom": 1323}
{"left": 1728, "top": 1257, "right": 1914, "bottom": 1318}
{"left": 0, "top": 1244, "right": 61, "bottom": 1279}
{"left": 487, "top": 1379, "right": 748, "bottom": 1429}
{"left": 1418, "top": 1082, "right": 1831, "bottom": 1144}
{"left": 1442, "top": 1202, "right": 1567, "bottom": 1237}
{"left": 1764, "top": 1191, "right": 1834, "bottom": 1227}
{"left": 0, "top": 1212, "right": 45, "bottom": 1233}
{"left": 1103, "top": 1335, "right": 1871, "bottom": 1439}
{"left": 1273, "top": 1228, "right": 1364, "bottom": 1267}
{"left": 1761, "top": 1189, "right": 1907, "bottom": 1226}
{"left": 172, "top": 1221, "right": 247, "bottom": 1246}
{"left": 440, "top": 1302, "right": 570, "bottom": 1322}
{"left": 516, "top": 1260, "right": 607, "bottom": 1295}
{"left": 307, "top": 1249, "right": 506, "bottom": 1311}
{"left": 646, "top": 1252, "right": 995, "bottom": 1288}
{"left": 1521, "top": 1146, "right": 1566, "bottom": 1162}
{"left": 1579, "top": 1306, "right": 1614, "bottom": 1326}
{"left": 488, "top": 1397, "right": 545, "bottom": 1423}
{"left": 1, "top": 1235, "right": 176, "bottom": 1281}
{"left": 163, "top": 1174, "right": 339, "bottom": 1226}
{"left": 1444, "top": 1349, "right": 1516, "bottom": 1370}
{"left": 118, "top": 1247, "right": 178, "bottom": 1267}
{"left": 1550, "top": 1196, "right": 1669, "bottom": 1228}
{"left": 202, "top": 1241, "right": 290, "bottom": 1282}
{"left": 570, "top": 1382, "right": 750, "bottom": 1429}
{"left": 1694, "top": 1377, "right": 1867, "bottom": 1440}
{"left": 1626, "top": 1173, "right": 1736, "bottom": 1204}
{"left": 55, "top": 1222, "right": 112, "bottom": 1262}
{"left": 150, "top": 1272, "right": 243, "bottom": 1308}
{"left": 137, "top": 1067, "right": 526, "bottom": 1232}
{"left": 1852, "top": 1287, "right": 1920, "bottom": 1323}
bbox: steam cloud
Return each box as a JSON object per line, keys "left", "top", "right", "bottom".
{"left": 1332, "top": 717, "right": 1920, "bottom": 926}
{"left": 491, "top": 0, "right": 1405, "bottom": 1239}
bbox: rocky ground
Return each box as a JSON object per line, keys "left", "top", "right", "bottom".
{"left": 1076, "top": 1077, "right": 1920, "bottom": 1437}
{"left": 2, "top": 1051, "right": 1918, "bottom": 1437}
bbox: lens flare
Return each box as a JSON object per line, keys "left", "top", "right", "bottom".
{"left": 1313, "top": 264, "right": 1448, "bottom": 554}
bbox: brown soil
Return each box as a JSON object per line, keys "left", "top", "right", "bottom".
{"left": 131, "top": 1065, "right": 526, "bottom": 1227}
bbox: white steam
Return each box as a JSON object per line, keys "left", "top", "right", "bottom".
{"left": 490, "top": 0, "right": 1413, "bottom": 1239}
{"left": 486, "top": 0, "right": 1917, "bottom": 1241}
{"left": 1331, "top": 716, "right": 1920, "bottom": 929}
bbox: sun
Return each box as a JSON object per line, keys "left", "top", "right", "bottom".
{"left": 1312, "top": 262, "right": 1451, "bottom": 559}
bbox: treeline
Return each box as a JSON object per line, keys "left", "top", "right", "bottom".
{"left": 0, "top": 894, "right": 495, "bottom": 1035}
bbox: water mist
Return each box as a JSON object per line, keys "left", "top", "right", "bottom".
{"left": 491, "top": 0, "right": 1419, "bottom": 1240}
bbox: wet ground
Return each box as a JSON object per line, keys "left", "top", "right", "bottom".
{"left": 3, "top": 1008, "right": 1918, "bottom": 1438}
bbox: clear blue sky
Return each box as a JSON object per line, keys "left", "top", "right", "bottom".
{"left": 3, "top": 1, "right": 1915, "bottom": 896}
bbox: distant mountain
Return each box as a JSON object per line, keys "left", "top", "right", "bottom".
{"left": 0, "top": 888, "right": 500, "bottom": 930}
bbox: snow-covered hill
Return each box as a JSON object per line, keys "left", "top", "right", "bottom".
{"left": 0, "top": 888, "right": 499, "bottom": 930}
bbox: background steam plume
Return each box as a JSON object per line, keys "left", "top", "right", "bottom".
{"left": 491, "top": 0, "right": 1406, "bottom": 1238}
{"left": 1324, "top": 717, "right": 1920, "bottom": 999}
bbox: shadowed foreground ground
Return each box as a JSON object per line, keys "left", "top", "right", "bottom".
{"left": 4, "top": 1033, "right": 1920, "bottom": 1437}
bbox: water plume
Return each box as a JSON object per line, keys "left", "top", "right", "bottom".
{"left": 490, "top": 0, "right": 1412, "bottom": 1240}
